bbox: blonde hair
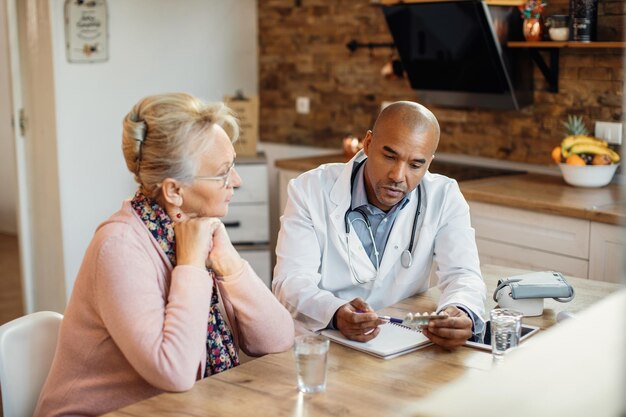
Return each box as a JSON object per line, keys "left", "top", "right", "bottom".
{"left": 121, "top": 92, "right": 239, "bottom": 197}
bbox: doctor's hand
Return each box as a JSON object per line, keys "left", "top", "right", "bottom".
{"left": 421, "top": 306, "right": 473, "bottom": 350}
{"left": 335, "top": 298, "right": 387, "bottom": 342}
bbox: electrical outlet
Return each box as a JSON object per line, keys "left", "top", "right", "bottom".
{"left": 296, "top": 96, "right": 310, "bottom": 114}
{"left": 595, "top": 121, "right": 623, "bottom": 145}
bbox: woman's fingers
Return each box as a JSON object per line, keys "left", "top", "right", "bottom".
{"left": 205, "top": 219, "right": 245, "bottom": 276}
{"left": 174, "top": 218, "right": 218, "bottom": 268}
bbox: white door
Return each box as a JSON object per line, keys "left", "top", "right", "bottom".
{"left": 6, "top": 0, "right": 66, "bottom": 313}
{"left": 0, "top": 0, "right": 18, "bottom": 236}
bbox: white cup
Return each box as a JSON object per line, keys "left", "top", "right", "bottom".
{"left": 293, "top": 334, "right": 329, "bottom": 393}
{"left": 546, "top": 15, "right": 570, "bottom": 41}
{"left": 490, "top": 308, "right": 522, "bottom": 362}
{"left": 549, "top": 27, "right": 570, "bottom": 41}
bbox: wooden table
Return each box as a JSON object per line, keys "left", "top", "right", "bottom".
{"left": 104, "top": 265, "right": 622, "bottom": 417}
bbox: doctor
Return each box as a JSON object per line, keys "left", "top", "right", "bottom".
{"left": 273, "top": 101, "right": 485, "bottom": 349}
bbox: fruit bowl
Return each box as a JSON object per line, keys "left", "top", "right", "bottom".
{"left": 552, "top": 116, "right": 621, "bottom": 188}
{"left": 558, "top": 163, "right": 619, "bottom": 188}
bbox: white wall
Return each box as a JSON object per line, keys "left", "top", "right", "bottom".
{"left": 0, "top": 0, "right": 17, "bottom": 235}
{"left": 258, "top": 145, "right": 570, "bottom": 272}
{"left": 258, "top": 143, "right": 336, "bottom": 267}
{"left": 43, "top": 0, "right": 258, "bottom": 302}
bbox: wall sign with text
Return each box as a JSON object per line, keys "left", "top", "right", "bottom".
{"left": 64, "top": 0, "right": 109, "bottom": 63}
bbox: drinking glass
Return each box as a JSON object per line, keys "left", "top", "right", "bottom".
{"left": 490, "top": 308, "right": 523, "bottom": 362}
{"left": 293, "top": 334, "right": 329, "bottom": 393}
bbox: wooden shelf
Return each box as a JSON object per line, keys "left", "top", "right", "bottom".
{"left": 507, "top": 41, "right": 625, "bottom": 93}
{"left": 508, "top": 41, "right": 626, "bottom": 48}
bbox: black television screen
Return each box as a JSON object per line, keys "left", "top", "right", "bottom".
{"left": 383, "top": 1, "right": 532, "bottom": 109}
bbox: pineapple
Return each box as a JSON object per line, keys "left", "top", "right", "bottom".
{"left": 562, "top": 115, "right": 589, "bottom": 136}
{"left": 559, "top": 115, "right": 594, "bottom": 163}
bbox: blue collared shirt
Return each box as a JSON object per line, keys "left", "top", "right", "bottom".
{"left": 347, "top": 162, "right": 410, "bottom": 267}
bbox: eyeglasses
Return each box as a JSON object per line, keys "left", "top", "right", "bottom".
{"left": 194, "top": 162, "right": 236, "bottom": 188}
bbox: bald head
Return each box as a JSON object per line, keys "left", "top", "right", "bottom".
{"left": 372, "top": 101, "right": 440, "bottom": 153}
{"left": 361, "top": 101, "right": 440, "bottom": 211}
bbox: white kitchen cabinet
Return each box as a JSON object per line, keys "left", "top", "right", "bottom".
{"left": 588, "top": 222, "right": 626, "bottom": 283}
{"left": 475, "top": 238, "right": 589, "bottom": 278}
{"left": 469, "top": 201, "right": 624, "bottom": 283}
{"left": 223, "top": 154, "right": 271, "bottom": 288}
{"left": 231, "top": 164, "right": 269, "bottom": 204}
{"left": 469, "top": 202, "right": 590, "bottom": 259}
{"left": 223, "top": 204, "right": 269, "bottom": 243}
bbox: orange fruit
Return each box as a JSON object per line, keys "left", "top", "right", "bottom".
{"left": 551, "top": 146, "right": 562, "bottom": 164}
{"left": 591, "top": 154, "right": 612, "bottom": 165}
{"left": 566, "top": 154, "right": 586, "bottom": 166}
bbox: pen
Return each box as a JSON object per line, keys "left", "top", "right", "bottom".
{"left": 355, "top": 310, "right": 404, "bottom": 324}
{"left": 379, "top": 315, "right": 404, "bottom": 324}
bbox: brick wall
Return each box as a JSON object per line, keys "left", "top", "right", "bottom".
{"left": 258, "top": 0, "right": 625, "bottom": 164}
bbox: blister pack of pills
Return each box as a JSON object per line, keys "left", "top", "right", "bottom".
{"left": 401, "top": 311, "right": 448, "bottom": 330}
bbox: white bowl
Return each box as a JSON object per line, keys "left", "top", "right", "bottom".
{"left": 558, "top": 163, "right": 619, "bottom": 188}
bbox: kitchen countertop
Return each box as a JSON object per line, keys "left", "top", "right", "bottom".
{"left": 274, "top": 153, "right": 348, "bottom": 171}
{"left": 460, "top": 174, "right": 624, "bottom": 225}
{"left": 275, "top": 154, "right": 625, "bottom": 225}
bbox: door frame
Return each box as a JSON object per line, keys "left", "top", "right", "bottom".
{"left": 5, "top": 0, "right": 34, "bottom": 313}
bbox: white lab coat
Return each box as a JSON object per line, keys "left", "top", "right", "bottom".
{"left": 273, "top": 152, "right": 486, "bottom": 333}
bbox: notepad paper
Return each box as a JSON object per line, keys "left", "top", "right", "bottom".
{"left": 321, "top": 323, "right": 432, "bottom": 360}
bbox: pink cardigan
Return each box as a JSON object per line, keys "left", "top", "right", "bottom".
{"left": 34, "top": 201, "right": 294, "bottom": 417}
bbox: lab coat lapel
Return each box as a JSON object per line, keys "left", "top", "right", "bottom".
{"left": 329, "top": 152, "right": 377, "bottom": 281}
{"left": 328, "top": 151, "right": 365, "bottom": 240}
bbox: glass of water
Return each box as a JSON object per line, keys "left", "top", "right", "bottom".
{"left": 490, "top": 308, "right": 522, "bottom": 362}
{"left": 293, "top": 334, "right": 329, "bottom": 393}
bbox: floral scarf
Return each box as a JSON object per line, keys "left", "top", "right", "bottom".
{"left": 131, "top": 191, "right": 239, "bottom": 376}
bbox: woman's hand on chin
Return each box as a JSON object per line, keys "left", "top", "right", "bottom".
{"left": 205, "top": 221, "right": 245, "bottom": 277}
{"left": 174, "top": 218, "right": 221, "bottom": 270}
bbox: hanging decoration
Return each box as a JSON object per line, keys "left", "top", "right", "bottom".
{"left": 64, "top": 0, "right": 109, "bottom": 63}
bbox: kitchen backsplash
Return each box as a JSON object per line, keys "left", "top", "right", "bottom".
{"left": 258, "top": 0, "right": 624, "bottom": 165}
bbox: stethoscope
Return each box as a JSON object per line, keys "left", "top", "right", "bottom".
{"left": 344, "top": 158, "right": 422, "bottom": 284}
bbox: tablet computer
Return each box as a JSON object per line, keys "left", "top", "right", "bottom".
{"left": 465, "top": 320, "right": 540, "bottom": 351}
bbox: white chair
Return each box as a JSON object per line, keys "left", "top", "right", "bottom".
{"left": 0, "top": 311, "right": 63, "bottom": 417}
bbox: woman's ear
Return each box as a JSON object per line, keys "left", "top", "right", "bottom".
{"left": 160, "top": 178, "right": 183, "bottom": 207}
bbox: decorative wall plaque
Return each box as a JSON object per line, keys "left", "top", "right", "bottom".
{"left": 64, "top": 0, "right": 109, "bottom": 63}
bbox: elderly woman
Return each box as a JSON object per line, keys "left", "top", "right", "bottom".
{"left": 35, "top": 93, "right": 294, "bottom": 417}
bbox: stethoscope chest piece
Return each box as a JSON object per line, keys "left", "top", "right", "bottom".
{"left": 401, "top": 250, "right": 413, "bottom": 268}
